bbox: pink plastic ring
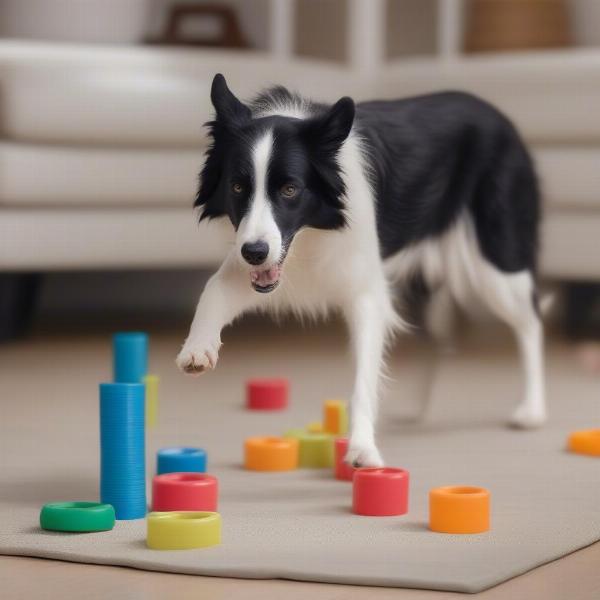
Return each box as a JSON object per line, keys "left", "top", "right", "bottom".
{"left": 246, "top": 378, "right": 288, "bottom": 410}
{"left": 352, "top": 467, "right": 409, "bottom": 516}
{"left": 334, "top": 438, "right": 355, "bottom": 481}
{"left": 152, "top": 473, "right": 218, "bottom": 512}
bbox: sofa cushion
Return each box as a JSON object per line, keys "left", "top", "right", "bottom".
{"left": 1, "top": 142, "right": 598, "bottom": 210}
{"left": 3, "top": 42, "right": 600, "bottom": 147}
{"left": 0, "top": 143, "right": 203, "bottom": 206}
{"left": 0, "top": 40, "right": 364, "bottom": 148}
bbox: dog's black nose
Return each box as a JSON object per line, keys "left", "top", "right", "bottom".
{"left": 241, "top": 241, "right": 269, "bottom": 265}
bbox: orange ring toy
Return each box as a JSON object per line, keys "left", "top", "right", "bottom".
{"left": 567, "top": 429, "right": 600, "bottom": 456}
{"left": 429, "top": 486, "right": 490, "bottom": 534}
{"left": 244, "top": 436, "right": 299, "bottom": 471}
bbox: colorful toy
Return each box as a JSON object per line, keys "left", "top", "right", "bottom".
{"left": 352, "top": 467, "right": 409, "bottom": 516}
{"left": 244, "top": 436, "right": 299, "bottom": 471}
{"left": 152, "top": 473, "right": 218, "bottom": 512}
{"left": 307, "top": 421, "right": 324, "bottom": 433}
{"left": 429, "top": 486, "right": 490, "bottom": 534}
{"left": 157, "top": 447, "right": 207, "bottom": 475}
{"left": 284, "top": 428, "right": 334, "bottom": 468}
{"left": 40, "top": 502, "right": 115, "bottom": 532}
{"left": 334, "top": 438, "right": 355, "bottom": 481}
{"left": 246, "top": 378, "right": 288, "bottom": 410}
{"left": 146, "top": 511, "right": 221, "bottom": 550}
{"left": 324, "top": 399, "right": 348, "bottom": 435}
{"left": 100, "top": 382, "right": 146, "bottom": 520}
{"left": 143, "top": 374, "right": 159, "bottom": 428}
{"left": 567, "top": 429, "right": 600, "bottom": 456}
{"left": 112, "top": 331, "right": 148, "bottom": 383}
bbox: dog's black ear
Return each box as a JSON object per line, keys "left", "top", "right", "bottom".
{"left": 302, "top": 96, "right": 355, "bottom": 153}
{"left": 210, "top": 73, "right": 251, "bottom": 124}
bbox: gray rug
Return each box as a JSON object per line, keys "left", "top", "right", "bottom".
{"left": 1, "top": 330, "right": 599, "bottom": 593}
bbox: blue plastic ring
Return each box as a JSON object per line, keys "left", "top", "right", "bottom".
{"left": 157, "top": 447, "right": 207, "bottom": 475}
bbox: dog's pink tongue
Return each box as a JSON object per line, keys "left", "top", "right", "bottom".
{"left": 251, "top": 265, "right": 281, "bottom": 287}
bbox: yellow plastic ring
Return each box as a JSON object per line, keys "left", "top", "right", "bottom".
{"left": 244, "top": 436, "right": 298, "bottom": 471}
{"left": 567, "top": 429, "right": 600, "bottom": 456}
{"left": 146, "top": 511, "right": 221, "bottom": 550}
{"left": 284, "top": 429, "right": 334, "bottom": 468}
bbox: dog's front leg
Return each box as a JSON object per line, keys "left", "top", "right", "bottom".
{"left": 176, "top": 254, "right": 258, "bottom": 375}
{"left": 344, "top": 292, "right": 390, "bottom": 468}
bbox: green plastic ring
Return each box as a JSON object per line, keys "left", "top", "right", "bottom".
{"left": 40, "top": 502, "right": 116, "bottom": 532}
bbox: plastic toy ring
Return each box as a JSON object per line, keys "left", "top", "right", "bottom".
{"left": 157, "top": 447, "right": 207, "bottom": 475}
{"left": 152, "top": 473, "right": 218, "bottom": 512}
{"left": 146, "top": 511, "right": 221, "bottom": 550}
{"left": 567, "top": 429, "right": 600, "bottom": 456}
{"left": 40, "top": 502, "right": 116, "bottom": 532}
{"left": 352, "top": 467, "right": 409, "bottom": 516}
{"left": 284, "top": 429, "right": 334, "bottom": 468}
{"left": 334, "top": 438, "right": 355, "bottom": 481}
{"left": 244, "top": 436, "right": 298, "bottom": 471}
{"left": 246, "top": 378, "right": 288, "bottom": 410}
{"left": 429, "top": 486, "right": 490, "bottom": 534}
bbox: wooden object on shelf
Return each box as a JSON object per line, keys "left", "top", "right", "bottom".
{"left": 147, "top": 3, "right": 250, "bottom": 48}
{"left": 465, "top": 0, "right": 571, "bottom": 53}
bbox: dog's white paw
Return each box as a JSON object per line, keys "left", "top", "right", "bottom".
{"left": 176, "top": 340, "right": 220, "bottom": 375}
{"left": 345, "top": 441, "right": 384, "bottom": 468}
{"left": 509, "top": 404, "right": 547, "bottom": 429}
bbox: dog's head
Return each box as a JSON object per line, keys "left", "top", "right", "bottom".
{"left": 195, "top": 74, "right": 355, "bottom": 293}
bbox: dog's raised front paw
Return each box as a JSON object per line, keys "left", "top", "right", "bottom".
{"left": 508, "top": 403, "right": 547, "bottom": 429}
{"left": 176, "top": 340, "right": 220, "bottom": 375}
{"left": 345, "top": 441, "right": 384, "bottom": 468}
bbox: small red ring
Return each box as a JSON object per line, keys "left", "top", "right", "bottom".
{"left": 152, "top": 473, "right": 218, "bottom": 512}
{"left": 246, "top": 378, "right": 288, "bottom": 410}
{"left": 334, "top": 438, "right": 355, "bottom": 481}
{"left": 352, "top": 467, "right": 409, "bottom": 516}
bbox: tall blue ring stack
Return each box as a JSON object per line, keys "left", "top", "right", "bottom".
{"left": 113, "top": 332, "right": 148, "bottom": 384}
{"left": 100, "top": 382, "right": 146, "bottom": 519}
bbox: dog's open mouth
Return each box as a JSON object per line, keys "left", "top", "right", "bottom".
{"left": 250, "top": 264, "right": 281, "bottom": 293}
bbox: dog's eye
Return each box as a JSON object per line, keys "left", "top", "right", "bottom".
{"left": 232, "top": 183, "right": 244, "bottom": 194}
{"left": 280, "top": 184, "right": 297, "bottom": 198}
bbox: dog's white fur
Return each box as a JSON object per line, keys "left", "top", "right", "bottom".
{"left": 177, "top": 110, "right": 546, "bottom": 467}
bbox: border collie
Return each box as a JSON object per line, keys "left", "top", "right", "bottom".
{"left": 176, "top": 74, "right": 545, "bottom": 467}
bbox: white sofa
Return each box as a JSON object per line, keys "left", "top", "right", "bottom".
{"left": 1, "top": 40, "right": 599, "bottom": 280}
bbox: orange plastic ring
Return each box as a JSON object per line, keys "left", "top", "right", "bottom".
{"left": 429, "top": 486, "right": 490, "bottom": 534}
{"left": 567, "top": 429, "right": 600, "bottom": 456}
{"left": 244, "top": 436, "right": 299, "bottom": 471}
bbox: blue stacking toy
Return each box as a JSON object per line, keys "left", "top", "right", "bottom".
{"left": 100, "top": 383, "right": 146, "bottom": 520}
{"left": 113, "top": 332, "right": 148, "bottom": 383}
{"left": 157, "top": 447, "right": 207, "bottom": 475}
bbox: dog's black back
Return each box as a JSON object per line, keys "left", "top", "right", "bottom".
{"left": 356, "top": 92, "right": 539, "bottom": 274}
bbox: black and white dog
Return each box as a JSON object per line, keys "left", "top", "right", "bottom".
{"left": 177, "top": 74, "right": 545, "bottom": 467}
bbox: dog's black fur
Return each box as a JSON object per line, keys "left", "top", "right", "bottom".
{"left": 196, "top": 77, "right": 539, "bottom": 278}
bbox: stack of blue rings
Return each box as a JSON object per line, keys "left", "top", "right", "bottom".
{"left": 157, "top": 447, "right": 207, "bottom": 475}
{"left": 113, "top": 332, "right": 148, "bottom": 383}
{"left": 100, "top": 383, "right": 146, "bottom": 520}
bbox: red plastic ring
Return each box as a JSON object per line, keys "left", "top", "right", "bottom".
{"left": 152, "top": 473, "right": 218, "bottom": 512}
{"left": 352, "top": 467, "right": 409, "bottom": 516}
{"left": 246, "top": 378, "right": 288, "bottom": 410}
{"left": 334, "top": 438, "right": 355, "bottom": 481}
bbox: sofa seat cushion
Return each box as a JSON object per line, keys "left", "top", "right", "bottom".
{"left": 0, "top": 143, "right": 203, "bottom": 206}
{"left": 1, "top": 142, "right": 598, "bottom": 210}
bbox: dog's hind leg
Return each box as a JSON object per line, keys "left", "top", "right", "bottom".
{"left": 468, "top": 266, "right": 546, "bottom": 428}
{"left": 414, "top": 285, "right": 457, "bottom": 421}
